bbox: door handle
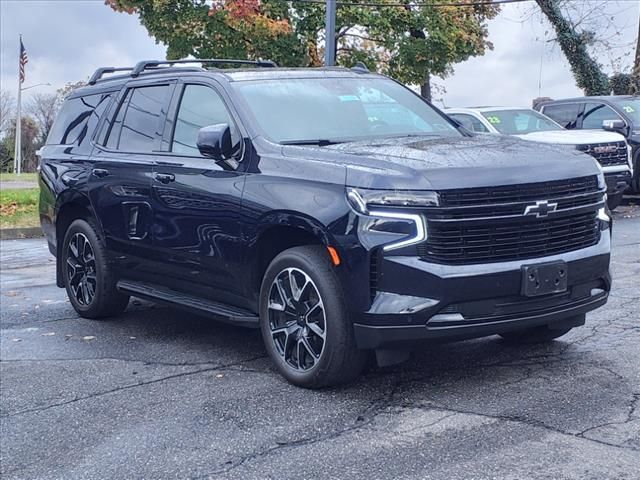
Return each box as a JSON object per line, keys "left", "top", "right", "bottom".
{"left": 154, "top": 173, "right": 175, "bottom": 184}
{"left": 92, "top": 168, "right": 110, "bottom": 178}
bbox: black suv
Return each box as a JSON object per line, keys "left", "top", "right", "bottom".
{"left": 536, "top": 96, "right": 639, "bottom": 193}
{"left": 40, "top": 59, "right": 612, "bottom": 388}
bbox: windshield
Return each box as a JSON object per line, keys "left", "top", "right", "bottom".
{"left": 481, "top": 109, "right": 561, "bottom": 135}
{"left": 609, "top": 98, "right": 640, "bottom": 125}
{"left": 230, "top": 77, "right": 461, "bottom": 144}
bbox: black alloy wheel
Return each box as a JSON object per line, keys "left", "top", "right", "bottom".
{"left": 62, "top": 218, "right": 129, "bottom": 319}
{"left": 66, "top": 232, "right": 97, "bottom": 306}
{"left": 267, "top": 267, "right": 327, "bottom": 371}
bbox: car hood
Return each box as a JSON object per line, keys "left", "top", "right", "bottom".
{"left": 281, "top": 134, "right": 601, "bottom": 191}
{"left": 515, "top": 129, "right": 625, "bottom": 145}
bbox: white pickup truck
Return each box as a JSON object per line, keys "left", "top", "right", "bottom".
{"left": 446, "top": 107, "right": 633, "bottom": 209}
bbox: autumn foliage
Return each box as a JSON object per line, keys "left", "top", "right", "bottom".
{"left": 105, "top": 0, "right": 499, "bottom": 97}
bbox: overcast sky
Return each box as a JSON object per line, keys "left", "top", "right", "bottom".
{"left": 1, "top": 0, "right": 638, "bottom": 109}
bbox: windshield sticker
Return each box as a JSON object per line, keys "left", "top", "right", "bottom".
{"left": 486, "top": 116, "right": 501, "bottom": 124}
{"left": 339, "top": 95, "right": 360, "bottom": 102}
{"left": 622, "top": 105, "right": 635, "bottom": 113}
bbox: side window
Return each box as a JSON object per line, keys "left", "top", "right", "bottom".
{"left": 47, "top": 93, "right": 111, "bottom": 145}
{"left": 171, "top": 84, "right": 239, "bottom": 155}
{"left": 104, "top": 84, "right": 172, "bottom": 152}
{"left": 450, "top": 114, "right": 489, "bottom": 133}
{"left": 541, "top": 103, "right": 581, "bottom": 129}
{"left": 101, "top": 89, "right": 132, "bottom": 149}
{"left": 582, "top": 103, "right": 622, "bottom": 129}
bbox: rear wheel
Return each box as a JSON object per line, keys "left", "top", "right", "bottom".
{"left": 499, "top": 325, "right": 573, "bottom": 344}
{"left": 632, "top": 154, "right": 640, "bottom": 193}
{"left": 62, "top": 218, "right": 129, "bottom": 319}
{"left": 259, "top": 245, "right": 367, "bottom": 388}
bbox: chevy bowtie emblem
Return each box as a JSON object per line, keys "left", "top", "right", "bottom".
{"left": 523, "top": 200, "right": 558, "bottom": 218}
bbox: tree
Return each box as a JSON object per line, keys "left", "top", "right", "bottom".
{"left": 5, "top": 116, "right": 40, "bottom": 173}
{"left": 27, "top": 93, "right": 58, "bottom": 144}
{"left": 0, "top": 90, "right": 15, "bottom": 138}
{"left": 534, "top": 0, "right": 609, "bottom": 95}
{"left": 631, "top": 16, "right": 640, "bottom": 95}
{"left": 534, "top": 0, "right": 638, "bottom": 95}
{"left": 106, "top": 0, "right": 499, "bottom": 100}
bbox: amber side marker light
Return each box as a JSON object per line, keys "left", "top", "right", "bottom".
{"left": 327, "top": 246, "right": 341, "bottom": 266}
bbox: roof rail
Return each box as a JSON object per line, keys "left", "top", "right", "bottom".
{"left": 88, "top": 67, "right": 134, "bottom": 85}
{"left": 130, "top": 58, "right": 278, "bottom": 77}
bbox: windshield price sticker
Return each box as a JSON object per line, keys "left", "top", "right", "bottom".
{"left": 486, "top": 116, "right": 501, "bottom": 124}
{"left": 622, "top": 105, "right": 635, "bottom": 114}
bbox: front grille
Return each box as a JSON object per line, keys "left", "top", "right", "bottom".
{"left": 576, "top": 141, "right": 628, "bottom": 167}
{"left": 369, "top": 249, "right": 379, "bottom": 301}
{"left": 439, "top": 176, "right": 598, "bottom": 207}
{"left": 419, "top": 176, "right": 603, "bottom": 265}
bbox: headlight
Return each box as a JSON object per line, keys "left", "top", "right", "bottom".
{"left": 597, "top": 171, "right": 606, "bottom": 190}
{"left": 347, "top": 188, "right": 431, "bottom": 251}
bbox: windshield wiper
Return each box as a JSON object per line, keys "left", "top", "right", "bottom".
{"left": 280, "top": 139, "right": 344, "bottom": 146}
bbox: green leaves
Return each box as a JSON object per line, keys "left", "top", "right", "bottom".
{"left": 107, "top": 0, "right": 499, "bottom": 94}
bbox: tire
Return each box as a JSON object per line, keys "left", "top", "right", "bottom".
{"left": 607, "top": 192, "right": 623, "bottom": 210}
{"left": 259, "top": 245, "right": 367, "bottom": 388}
{"left": 631, "top": 153, "right": 640, "bottom": 193}
{"left": 499, "top": 325, "right": 573, "bottom": 344}
{"left": 62, "top": 218, "right": 129, "bottom": 319}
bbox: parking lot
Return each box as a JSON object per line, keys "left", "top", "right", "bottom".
{"left": 0, "top": 202, "right": 638, "bottom": 480}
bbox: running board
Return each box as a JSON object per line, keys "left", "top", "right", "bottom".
{"left": 116, "top": 280, "right": 259, "bottom": 328}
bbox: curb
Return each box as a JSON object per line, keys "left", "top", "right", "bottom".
{"left": 0, "top": 227, "right": 44, "bottom": 240}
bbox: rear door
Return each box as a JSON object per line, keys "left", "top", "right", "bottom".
{"left": 149, "top": 79, "right": 249, "bottom": 307}
{"left": 88, "top": 80, "right": 175, "bottom": 279}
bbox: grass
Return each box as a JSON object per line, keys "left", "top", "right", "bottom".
{"left": 0, "top": 172, "right": 39, "bottom": 183}
{"left": 0, "top": 188, "right": 40, "bottom": 229}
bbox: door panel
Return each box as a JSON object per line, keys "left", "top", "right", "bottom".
{"left": 88, "top": 82, "right": 174, "bottom": 279}
{"left": 150, "top": 82, "right": 247, "bottom": 306}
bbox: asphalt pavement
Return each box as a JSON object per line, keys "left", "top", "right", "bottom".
{"left": 1, "top": 204, "right": 639, "bottom": 480}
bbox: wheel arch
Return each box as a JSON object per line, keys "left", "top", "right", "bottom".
{"left": 54, "top": 193, "right": 97, "bottom": 288}
{"left": 247, "top": 212, "right": 342, "bottom": 304}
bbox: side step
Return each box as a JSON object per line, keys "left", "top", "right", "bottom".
{"left": 116, "top": 280, "right": 259, "bottom": 328}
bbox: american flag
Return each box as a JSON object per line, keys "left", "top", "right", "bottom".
{"left": 19, "top": 38, "right": 28, "bottom": 84}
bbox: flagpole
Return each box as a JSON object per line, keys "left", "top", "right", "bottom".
{"left": 14, "top": 34, "right": 22, "bottom": 175}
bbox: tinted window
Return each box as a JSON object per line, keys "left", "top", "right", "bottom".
{"left": 101, "top": 89, "right": 132, "bottom": 149}
{"left": 609, "top": 98, "right": 640, "bottom": 124}
{"left": 541, "top": 103, "right": 581, "bottom": 129}
{"left": 172, "top": 84, "right": 239, "bottom": 155}
{"left": 47, "top": 93, "right": 111, "bottom": 145}
{"left": 481, "top": 109, "right": 560, "bottom": 135}
{"left": 582, "top": 103, "right": 622, "bottom": 129}
{"left": 449, "top": 113, "right": 489, "bottom": 133}
{"left": 105, "top": 85, "right": 171, "bottom": 152}
{"left": 231, "top": 77, "right": 459, "bottom": 144}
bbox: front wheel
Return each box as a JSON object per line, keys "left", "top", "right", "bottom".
{"left": 62, "top": 218, "right": 129, "bottom": 319}
{"left": 607, "top": 192, "right": 623, "bottom": 210}
{"left": 259, "top": 245, "right": 367, "bottom": 388}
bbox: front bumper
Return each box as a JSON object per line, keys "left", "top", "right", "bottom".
{"left": 353, "top": 233, "right": 611, "bottom": 349}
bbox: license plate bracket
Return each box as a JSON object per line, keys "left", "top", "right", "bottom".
{"left": 521, "top": 261, "right": 568, "bottom": 297}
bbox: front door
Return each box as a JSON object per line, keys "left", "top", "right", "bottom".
{"left": 150, "top": 82, "right": 248, "bottom": 307}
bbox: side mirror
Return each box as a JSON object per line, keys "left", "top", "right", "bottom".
{"left": 602, "top": 119, "right": 626, "bottom": 133}
{"left": 196, "top": 124, "right": 234, "bottom": 161}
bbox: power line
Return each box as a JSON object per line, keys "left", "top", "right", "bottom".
{"left": 290, "top": 0, "right": 638, "bottom": 7}
{"left": 291, "top": 0, "right": 528, "bottom": 7}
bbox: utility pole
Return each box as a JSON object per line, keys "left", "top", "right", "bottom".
{"left": 14, "top": 36, "right": 23, "bottom": 175}
{"left": 324, "top": 0, "right": 336, "bottom": 66}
